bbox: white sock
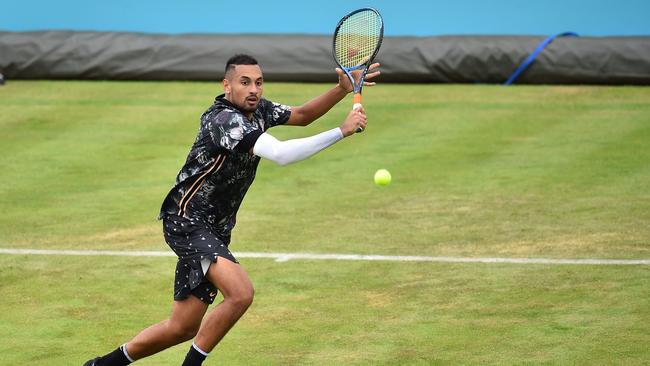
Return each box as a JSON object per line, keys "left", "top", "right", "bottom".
{"left": 192, "top": 342, "right": 210, "bottom": 356}
{"left": 121, "top": 344, "right": 135, "bottom": 363}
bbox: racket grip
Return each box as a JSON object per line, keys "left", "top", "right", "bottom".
{"left": 352, "top": 93, "right": 363, "bottom": 110}
{"left": 352, "top": 93, "right": 364, "bottom": 133}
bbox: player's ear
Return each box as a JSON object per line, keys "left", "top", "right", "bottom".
{"left": 223, "top": 78, "right": 230, "bottom": 94}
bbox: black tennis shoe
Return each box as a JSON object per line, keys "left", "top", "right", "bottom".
{"left": 83, "top": 357, "right": 101, "bottom": 366}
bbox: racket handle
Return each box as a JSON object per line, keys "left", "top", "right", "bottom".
{"left": 352, "top": 93, "right": 363, "bottom": 110}
{"left": 352, "top": 93, "right": 364, "bottom": 133}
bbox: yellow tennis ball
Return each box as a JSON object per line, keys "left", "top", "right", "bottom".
{"left": 374, "top": 169, "right": 391, "bottom": 186}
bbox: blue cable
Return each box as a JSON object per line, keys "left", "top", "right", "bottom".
{"left": 504, "top": 32, "right": 579, "bottom": 85}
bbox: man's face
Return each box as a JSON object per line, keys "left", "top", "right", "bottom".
{"left": 223, "top": 64, "right": 264, "bottom": 115}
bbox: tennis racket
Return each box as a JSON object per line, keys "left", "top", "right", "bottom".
{"left": 332, "top": 8, "right": 384, "bottom": 133}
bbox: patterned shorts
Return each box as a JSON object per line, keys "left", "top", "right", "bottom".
{"left": 162, "top": 214, "right": 238, "bottom": 304}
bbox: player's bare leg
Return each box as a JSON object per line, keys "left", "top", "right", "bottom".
{"left": 194, "top": 257, "right": 254, "bottom": 352}
{"left": 125, "top": 296, "right": 209, "bottom": 359}
{"left": 83, "top": 296, "right": 209, "bottom": 365}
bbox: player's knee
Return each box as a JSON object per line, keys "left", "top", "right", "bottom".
{"left": 168, "top": 321, "right": 200, "bottom": 342}
{"left": 229, "top": 286, "right": 254, "bottom": 311}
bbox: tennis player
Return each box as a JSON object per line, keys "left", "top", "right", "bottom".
{"left": 84, "top": 54, "right": 380, "bottom": 366}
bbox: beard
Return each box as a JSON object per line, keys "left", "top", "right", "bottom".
{"left": 238, "top": 96, "right": 259, "bottom": 113}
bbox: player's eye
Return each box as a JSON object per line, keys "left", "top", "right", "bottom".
{"left": 256, "top": 81, "right": 263, "bottom": 87}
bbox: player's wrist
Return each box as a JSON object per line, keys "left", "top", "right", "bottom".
{"left": 337, "top": 126, "right": 350, "bottom": 138}
{"left": 339, "top": 125, "right": 356, "bottom": 137}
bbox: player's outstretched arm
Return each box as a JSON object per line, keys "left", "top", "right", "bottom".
{"left": 286, "top": 63, "right": 380, "bottom": 127}
{"left": 253, "top": 108, "right": 366, "bottom": 165}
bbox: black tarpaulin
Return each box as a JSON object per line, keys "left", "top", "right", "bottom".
{"left": 1, "top": 31, "right": 649, "bottom": 84}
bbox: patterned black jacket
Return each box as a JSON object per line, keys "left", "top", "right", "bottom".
{"left": 159, "top": 94, "right": 291, "bottom": 243}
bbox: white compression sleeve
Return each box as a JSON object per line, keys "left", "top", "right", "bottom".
{"left": 252, "top": 128, "right": 344, "bottom": 166}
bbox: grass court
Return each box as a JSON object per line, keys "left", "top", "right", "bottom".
{"left": 0, "top": 81, "right": 649, "bottom": 365}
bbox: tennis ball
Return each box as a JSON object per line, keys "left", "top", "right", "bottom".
{"left": 374, "top": 169, "right": 391, "bottom": 186}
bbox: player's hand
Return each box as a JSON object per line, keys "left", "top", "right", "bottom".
{"left": 340, "top": 107, "right": 367, "bottom": 137}
{"left": 336, "top": 63, "right": 381, "bottom": 93}
{"left": 362, "top": 62, "right": 381, "bottom": 87}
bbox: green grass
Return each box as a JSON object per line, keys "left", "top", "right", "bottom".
{"left": 0, "top": 81, "right": 649, "bottom": 365}
{"left": 1, "top": 255, "right": 648, "bottom": 365}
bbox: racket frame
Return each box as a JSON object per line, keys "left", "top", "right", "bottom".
{"left": 332, "top": 7, "right": 384, "bottom": 99}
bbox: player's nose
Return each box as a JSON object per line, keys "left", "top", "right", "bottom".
{"left": 249, "top": 84, "right": 260, "bottom": 94}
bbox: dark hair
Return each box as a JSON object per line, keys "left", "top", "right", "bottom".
{"left": 225, "top": 54, "right": 259, "bottom": 76}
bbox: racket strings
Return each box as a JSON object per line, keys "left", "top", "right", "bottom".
{"left": 335, "top": 10, "right": 382, "bottom": 68}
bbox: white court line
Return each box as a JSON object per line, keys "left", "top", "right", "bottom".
{"left": 0, "top": 248, "right": 648, "bottom": 265}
